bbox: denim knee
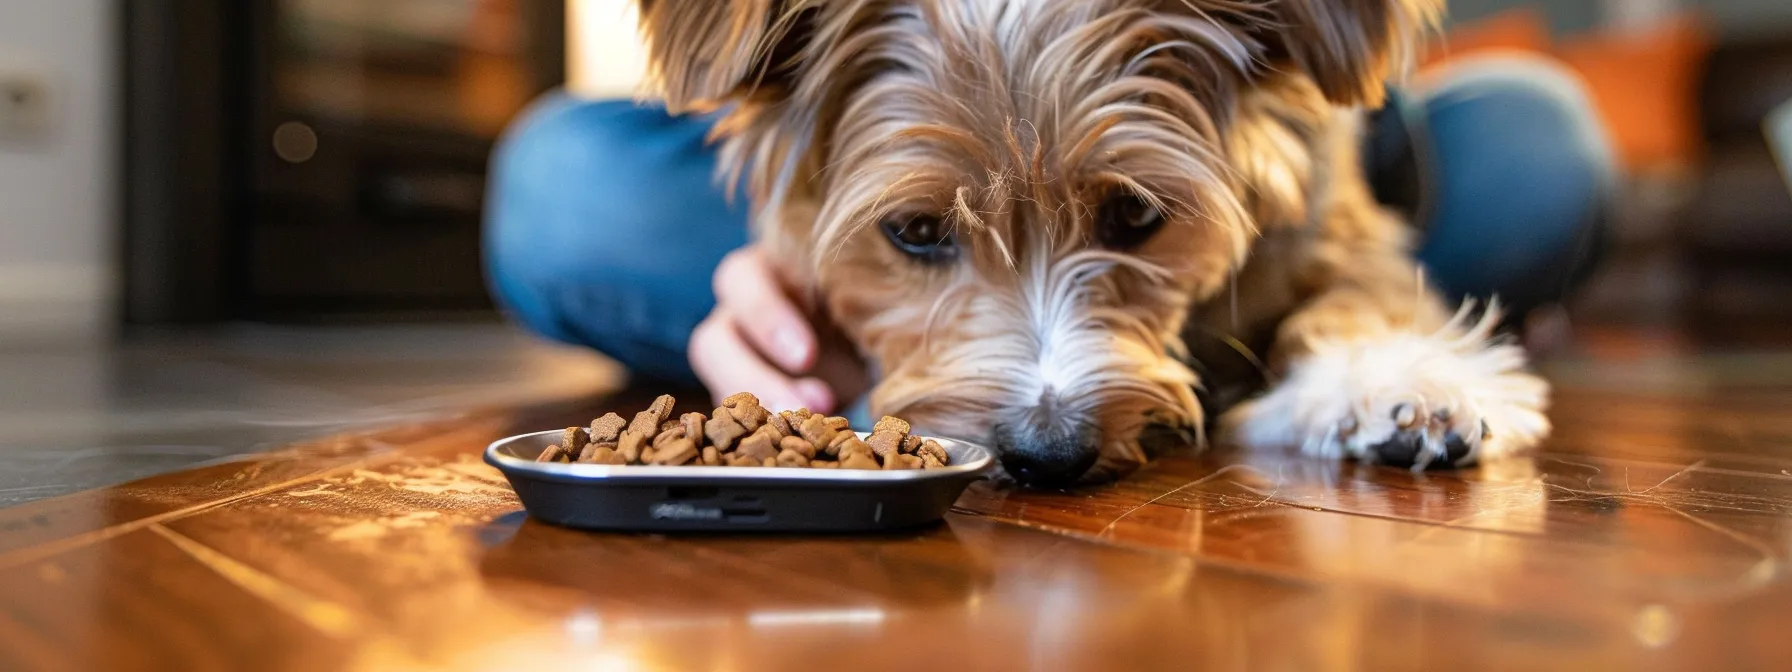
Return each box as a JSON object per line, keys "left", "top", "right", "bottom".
{"left": 484, "top": 93, "right": 747, "bottom": 380}
{"left": 1413, "top": 55, "right": 1616, "bottom": 312}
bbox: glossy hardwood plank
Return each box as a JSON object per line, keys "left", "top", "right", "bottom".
{"left": 0, "top": 507, "right": 1682, "bottom": 671}
{"left": 0, "top": 527, "right": 353, "bottom": 671}
{"left": 1, "top": 366, "right": 1790, "bottom": 669}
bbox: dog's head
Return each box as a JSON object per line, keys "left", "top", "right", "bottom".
{"left": 639, "top": 0, "right": 1438, "bottom": 485}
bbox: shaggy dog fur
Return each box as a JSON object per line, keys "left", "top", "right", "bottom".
{"left": 636, "top": 0, "right": 1550, "bottom": 485}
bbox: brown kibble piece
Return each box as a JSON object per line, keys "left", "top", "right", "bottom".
{"left": 562, "top": 427, "right": 591, "bottom": 452}
{"left": 721, "top": 391, "right": 759, "bottom": 409}
{"left": 760, "top": 412, "right": 789, "bottom": 439}
{"left": 705, "top": 409, "right": 748, "bottom": 451}
{"left": 766, "top": 411, "right": 792, "bottom": 437}
{"left": 866, "top": 416, "right": 908, "bottom": 459}
{"left": 629, "top": 394, "right": 677, "bottom": 438}
{"left": 549, "top": 398, "right": 936, "bottom": 471}
{"left": 588, "top": 413, "right": 627, "bottom": 443}
{"left": 873, "top": 415, "right": 911, "bottom": 436}
{"left": 780, "top": 436, "right": 817, "bottom": 459}
{"left": 651, "top": 438, "right": 699, "bottom": 465}
{"left": 736, "top": 427, "right": 779, "bottom": 462}
{"left": 652, "top": 426, "right": 686, "bottom": 450}
{"left": 681, "top": 413, "right": 706, "bottom": 447}
{"left": 901, "top": 435, "right": 922, "bottom": 455}
{"left": 631, "top": 413, "right": 662, "bottom": 440}
{"left": 733, "top": 401, "right": 768, "bottom": 432}
{"left": 840, "top": 452, "right": 881, "bottom": 470}
{"left": 617, "top": 430, "right": 645, "bottom": 463}
{"left": 578, "top": 441, "right": 617, "bottom": 462}
{"left": 798, "top": 414, "right": 837, "bottom": 450}
{"left": 647, "top": 393, "right": 676, "bottom": 416}
{"left": 721, "top": 392, "right": 769, "bottom": 432}
{"left": 866, "top": 432, "right": 902, "bottom": 459}
{"left": 836, "top": 436, "right": 874, "bottom": 461}
{"left": 825, "top": 430, "right": 855, "bottom": 457}
{"left": 739, "top": 411, "right": 766, "bottom": 433}
{"left": 586, "top": 446, "right": 627, "bottom": 465}
{"left": 917, "top": 439, "right": 949, "bottom": 465}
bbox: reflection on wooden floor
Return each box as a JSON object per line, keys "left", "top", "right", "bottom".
{"left": 2, "top": 352, "right": 1791, "bottom": 670}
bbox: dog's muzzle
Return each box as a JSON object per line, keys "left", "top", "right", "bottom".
{"left": 993, "top": 419, "right": 1100, "bottom": 488}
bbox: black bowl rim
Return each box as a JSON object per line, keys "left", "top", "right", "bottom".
{"left": 486, "top": 430, "right": 995, "bottom": 483}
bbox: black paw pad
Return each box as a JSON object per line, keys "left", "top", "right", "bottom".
{"left": 1368, "top": 430, "right": 1425, "bottom": 467}
{"left": 1440, "top": 420, "right": 1491, "bottom": 466}
{"left": 1442, "top": 432, "right": 1472, "bottom": 464}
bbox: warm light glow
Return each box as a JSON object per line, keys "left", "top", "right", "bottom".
{"left": 566, "top": 0, "right": 650, "bottom": 100}
{"left": 746, "top": 608, "right": 888, "bottom": 628}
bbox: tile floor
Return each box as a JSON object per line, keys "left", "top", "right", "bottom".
{"left": 0, "top": 324, "right": 623, "bottom": 507}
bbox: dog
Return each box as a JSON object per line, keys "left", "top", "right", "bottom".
{"left": 635, "top": 0, "right": 1551, "bottom": 486}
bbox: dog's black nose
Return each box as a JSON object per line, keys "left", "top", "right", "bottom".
{"left": 994, "top": 422, "right": 1099, "bottom": 488}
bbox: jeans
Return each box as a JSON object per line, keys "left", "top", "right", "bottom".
{"left": 484, "top": 55, "right": 1614, "bottom": 385}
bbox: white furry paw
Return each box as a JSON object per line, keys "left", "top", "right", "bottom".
{"left": 1222, "top": 307, "right": 1551, "bottom": 469}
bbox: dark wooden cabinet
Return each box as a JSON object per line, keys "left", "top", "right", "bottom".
{"left": 124, "top": 0, "right": 564, "bottom": 322}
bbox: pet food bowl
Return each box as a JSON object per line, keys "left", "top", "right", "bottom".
{"left": 486, "top": 430, "right": 995, "bottom": 532}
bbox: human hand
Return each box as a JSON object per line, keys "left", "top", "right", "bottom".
{"left": 689, "top": 246, "right": 867, "bottom": 414}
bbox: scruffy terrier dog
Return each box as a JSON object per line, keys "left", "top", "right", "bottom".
{"left": 638, "top": 0, "right": 1550, "bottom": 486}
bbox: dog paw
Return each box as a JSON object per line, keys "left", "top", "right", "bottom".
{"left": 1222, "top": 309, "right": 1550, "bottom": 469}
{"left": 1318, "top": 397, "right": 1491, "bottom": 469}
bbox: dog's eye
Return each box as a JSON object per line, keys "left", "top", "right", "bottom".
{"left": 1096, "top": 192, "right": 1164, "bottom": 249}
{"left": 879, "top": 213, "right": 958, "bottom": 263}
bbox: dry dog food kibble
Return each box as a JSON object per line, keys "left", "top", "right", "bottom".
{"left": 534, "top": 393, "right": 952, "bottom": 470}
{"left": 588, "top": 413, "right": 627, "bottom": 443}
{"left": 629, "top": 395, "right": 677, "bottom": 439}
{"left": 705, "top": 409, "right": 749, "bottom": 451}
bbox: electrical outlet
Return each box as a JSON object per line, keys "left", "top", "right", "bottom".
{"left": 0, "top": 70, "right": 53, "bottom": 146}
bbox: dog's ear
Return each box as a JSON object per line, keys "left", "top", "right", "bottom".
{"left": 1253, "top": 0, "right": 1441, "bottom": 107}
{"left": 637, "top": 0, "right": 817, "bottom": 112}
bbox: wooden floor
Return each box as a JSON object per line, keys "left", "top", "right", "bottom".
{"left": 3, "top": 351, "right": 1792, "bottom": 670}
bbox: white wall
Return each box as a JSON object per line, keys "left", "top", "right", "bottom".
{"left": 0, "top": 0, "right": 116, "bottom": 340}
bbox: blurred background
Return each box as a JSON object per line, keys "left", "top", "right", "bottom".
{"left": 0, "top": 0, "right": 1784, "bottom": 338}
{"left": 1434, "top": 0, "right": 1792, "bottom": 349}
{"left": 0, "top": 0, "right": 1788, "bottom": 502}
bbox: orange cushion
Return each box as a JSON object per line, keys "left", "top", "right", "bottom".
{"left": 1420, "top": 9, "right": 1712, "bottom": 171}
{"left": 1554, "top": 16, "right": 1710, "bottom": 170}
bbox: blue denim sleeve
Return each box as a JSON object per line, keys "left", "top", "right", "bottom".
{"left": 483, "top": 93, "right": 750, "bottom": 384}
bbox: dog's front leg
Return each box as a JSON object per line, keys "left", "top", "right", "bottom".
{"left": 1220, "top": 276, "right": 1552, "bottom": 469}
